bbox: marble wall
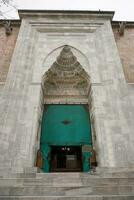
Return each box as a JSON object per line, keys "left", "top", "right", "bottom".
{"left": 0, "top": 11, "right": 134, "bottom": 172}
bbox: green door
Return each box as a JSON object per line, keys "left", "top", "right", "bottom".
{"left": 40, "top": 105, "right": 92, "bottom": 172}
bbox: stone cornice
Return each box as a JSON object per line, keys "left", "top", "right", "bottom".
{"left": 18, "top": 9, "right": 114, "bottom": 20}
{"left": 0, "top": 19, "right": 21, "bottom": 25}
{"left": 112, "top": 21, "right": 134, "bottom": 28}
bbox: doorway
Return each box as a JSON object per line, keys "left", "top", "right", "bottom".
{"left": 40, "top": 105, "right": 92, "bottom": 172}
{"left": 50, "top": 146, "right": 82, "bottom": 172}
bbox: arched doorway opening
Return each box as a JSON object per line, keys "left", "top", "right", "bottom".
{"left": 36, "top": 45, "right": 97, "bottom": 172}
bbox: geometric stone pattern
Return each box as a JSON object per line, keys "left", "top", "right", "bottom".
{"left": 43, "top": 45, "right": 90, "bottom": 103}
{"left": 0, "top": 10, "right": 134, "bottom": 173}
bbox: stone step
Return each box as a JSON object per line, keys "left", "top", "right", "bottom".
{"left": 1, "top": 171, "right": 134, "bottom": 179}
{"left": 0, "top": 185, "right": 134, "bottom": 196}
{"left": 0, "top": 195, "right": 134, "bottom": 200}
{"left": 1, "top": 177, "right": 134, "bottom": 187}
{"left": 100, "top": 172, "right": 134, "bottom": 178}
{"left": 36, "top": 171, "right": 134, "bottom": 179}
{"left": 23, "top": 177, "right": 134, "bottom": 187}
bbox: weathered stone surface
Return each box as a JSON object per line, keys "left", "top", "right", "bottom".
{"left": 0, "top": 172, "right": 134, "bottom": 198}
{"left": 0, "top": 11, "right": 133, "bottom": 174}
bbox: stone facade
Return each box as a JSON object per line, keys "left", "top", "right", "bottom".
{"left": 0, "top": 10, "right": 134, "bottom": 173}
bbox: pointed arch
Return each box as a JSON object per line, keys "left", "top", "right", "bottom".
{"left": 42, "top": 45, "right": 91, "bottom": 104}
{"left": 35, "top": 45, "right": 97, "bottom": 172}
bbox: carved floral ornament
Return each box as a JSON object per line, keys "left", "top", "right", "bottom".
{"left": 43, "top": 45, "right": 91, "bottom": 97}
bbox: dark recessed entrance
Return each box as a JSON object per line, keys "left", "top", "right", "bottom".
{"left": 50, "top": 146, "right": 82, "bottom": 172}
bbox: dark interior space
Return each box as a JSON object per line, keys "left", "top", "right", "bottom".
{"left": 50, "top": 146, "right": 82, "bottom": 172}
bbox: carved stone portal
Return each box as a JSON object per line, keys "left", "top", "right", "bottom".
{"left": 43, "top": 45, "right": 91, "bottom": 104}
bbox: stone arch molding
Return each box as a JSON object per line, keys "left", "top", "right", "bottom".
{"left": 35, "top": 45, "right": 96, "bottom": 168}
{"left": 42, "top": 45, "right": 92, "bottom": 104}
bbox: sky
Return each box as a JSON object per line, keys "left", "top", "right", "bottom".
{"left": 1, "top": 0, "right": 134, "bottom": 21}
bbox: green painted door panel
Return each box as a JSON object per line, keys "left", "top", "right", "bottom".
{"left": 41, "top": 144, "right": 50, "bottom": 172}
{"left": 82, "top": 152, "right": 92, "bottom": 172}
{"left": 40, "top": 105, "right": 92, "bottom": 172}
{"left": 41, "top": 105, "right": 92, "bottom": 145}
